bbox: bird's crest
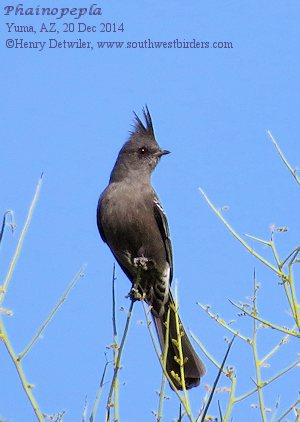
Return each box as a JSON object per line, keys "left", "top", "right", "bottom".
{"left": 130, "top": 106, "right": 155, "bottom": 139}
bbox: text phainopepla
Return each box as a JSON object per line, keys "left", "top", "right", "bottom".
{"left": 97, "top": 107, "right": 205, "bottom": 389}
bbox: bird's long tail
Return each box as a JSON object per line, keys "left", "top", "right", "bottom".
{"left": 152, "top": 292, "right": 205, "bottom": 390}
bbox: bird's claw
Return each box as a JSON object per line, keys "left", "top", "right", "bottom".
{"left": 126, "top": 286, "right": 144, "bottom": 302}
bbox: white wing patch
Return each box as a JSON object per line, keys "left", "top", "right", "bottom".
{"left": 154, "top": 196, "right": 165, "bottom": 214}
{"left": 161, "top": 262, "right": 171, "bottom": 304}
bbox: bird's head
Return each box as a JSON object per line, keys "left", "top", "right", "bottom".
{"left": 110, "top": 107, "right": 170, "bottom": 181}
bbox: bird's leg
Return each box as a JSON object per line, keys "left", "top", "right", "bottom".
{"left": 127, "top": 287, "right": 142, "bottom": 302}
{"left": 126, "top": 258, "right": 148, "bottom": 301}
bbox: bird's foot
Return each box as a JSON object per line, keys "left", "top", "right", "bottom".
{"left": 126, "top": 286, "right": 144, "bottom": 302}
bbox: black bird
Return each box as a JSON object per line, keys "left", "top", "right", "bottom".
{"left": 97, "top": 108, "right": 205, "bottom": 389}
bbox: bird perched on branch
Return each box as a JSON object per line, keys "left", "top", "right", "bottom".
{"left": 97, "top": 107, "right": 205, "bottom": 389}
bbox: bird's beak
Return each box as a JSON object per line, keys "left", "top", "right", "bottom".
{"left": 157, "top": 149, "right": 171, "bottom": 157}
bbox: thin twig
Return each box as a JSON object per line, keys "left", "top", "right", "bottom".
{"left": 141, "top": 299, "right": 195, "bottom": 421}
{"left": 190, "top": 332, "right": 231, "bottom": 376}
{"left": 0, "top": 175, "right": 43, "bottom": 305}
{"left": 222, "top": 375, "right": 237, "bottom": 422}
{"left": 251, "top": 275, "right": 267, "bottom": 422}
{"left": 260, "top": 330, "right": 292, "bottom": 366}
{"left": 173, "top": 286, "right": 190, "bottom": 406}
{"left": 0, "top": 318, "right": 44, "bottom": 421}
{"left": 265, "top": 359, "right": 300, "bottom": 387}
{"left": 157, "top": 307, "right": 170, "bottom": 422}
{"left": 112, "top": 264, "right": 117, "bottom": 339}
{"left": 281, "top": 246, "right": 300, "bottom": 269}
{"left": 267, "top": 130, "right": 300, "bottom": 185}
{"left": 277, "top": 398, "right": 300, "bottom": 421}
{"left": 235, "top": 359, "right": 300, "bottom": 403}
{"left": 244, "top": 233, "right": 281, "bottom": 268}
{"left": 217, "top": 400, "right": 223, "bottom": 422}
{"left": 200, "top": 336, "right": 235, "bottom": 422}
{"left": 198, "top": 303, "right": 251, "bottom": 343}
{"left": 229, "top": 300, "right": 300, "bottom": 338}
{"left": 287, "top": 252, "right": 300, "bottom": 329}
{"left": 18, "top": 266, "right": 86, "bottom": 360}
{"left": 0, "top": 177, "right": 44, "bottom": 420}
{"left": 0, "top": 210, "right": 15, "bottom": 247}
{"left": 90, "top": 357, "right": 109, "bottom": 422}
{"left": 199, "top": 187, "right": 285, "bottom": 279}
{"left": 105, "top": 299, "right": 134, "bottom": 421}
{"left": 111, "top": 264, "right": 119, "bottom": 422}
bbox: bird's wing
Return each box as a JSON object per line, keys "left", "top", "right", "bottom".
{"left": 153, "top": 195, "right": 173, "bottom": 283}
{"left": 96, "top": 194, "right": 107, "bottom": 244}
{"left": 97, "top": 190, "right": 136, "bottom": 283}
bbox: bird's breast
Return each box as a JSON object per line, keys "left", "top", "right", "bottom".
{"left": 100, "top": 182, "right": 158, "bottom": 254}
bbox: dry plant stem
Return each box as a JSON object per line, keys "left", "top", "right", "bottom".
{"left": 222, "top": 376, "right": 237, "bottom": 422}
{"left": 195, "top": 305, "right": 299, "bottom": 416}
{"left": 281, "top": 246, "right": 300, "bottom": 268}
{"left": 0, "top": 175, "right": 43, "bottom": 306}
{"left": 111, "top": 264, "right": 119, "bottom": 422}
{"left": 234, "top": 358, "right": 300, "bottom": 404}
{"left": 157, "top": 371, "right": 167, "bottom": 422}
{"left": 191, "top": 334, "right": 237, "bottom": 422}
{"left": 217, "top": 400, "right": 223, "bottom": 422}
{"left": 288, "top": 258, "right": 300, "bottom": 329}
{"left": 198, "top": 145, "right": 300, "bottom": 419}
{"left": 112, "top": 264, "right": 117, "bottom": 339}
{"left": 141, "top": 300, "right": 195, "bottom": 422}
{"left": 270, "top": 398, "right": 280, "bottom": 422}
{"left": 192, "top": 329, "right": 237, "bottom": 422}
{"left": 0, "top": 318, "right": 44, "bottom": 421}
{"left": 157, "top": 307, "right": 170, "bottom": 422}
{"left": 267, "top": 130, "right": 300, "bottom": 185}
{"left": 198, "top": 303, "right": 251, "bottom": 343}
{"left": 242, "top": 234, "right": 300, "bottom": 331}
{"left": 174, "top": 286, "right": 190, "bottom": 409}
{"left": 0, "top": 210, "right": 15, "bottom": 246}
{"left": 90, "top": 360, "right": 109, "bottom": 422}
{"left": 277, "top": 398, "right": 300, "bottom": 422}
{"left": 251, "top": 280, "right": 267, "bottom": 422}
{"left": 141, "top": 300, "right": 177, "bottom": 389}
{"left": 0, "top": 177, "right": 44, "bottom": 421}
{"left": 263, "top": 359, "right": 300, "bottom": 387}
{"left": 190, "top": 332, "right": 230, "bottom": 377}
{"left": 281, "top": 249, "right": 300, "bottom": 325}
{"left": 105, "top": 298, "right": 134, "bottom": 421}
{"left": 269, "top": 236, "right": 281, "bottom": 267}
{"left": 178, "top": 404, "right": 184, "bottom": 421}
{"left": 229, "top": 300, "right": 300, "bottom": 338}
{"left": 198, "top": 187, "right": 284, "bottom": 279}
{"left": 199, "top": 336, "right": 235, "bottom": 422}
{"left": 260, "top": 328, "right": 295, "bottom": 366}
{"left": 244, "top": 233, "right": 281, "bottom": 267}
{"left": 0, "top": 307, "right": 13, "bottom": 315}
{"left": 280, "top": 249, "right": 300, "bottom": 330}
{"left": 82, "top": 397, "right": 88, "bottom": 422}
{"left": 19, "top": 266, "right": 86, "bottom": 360}
{"left": 221, "top": 357, "right": 300, "bottom": 416}
{"left": 197, "top": 391, "right": 209, "bottom": 422}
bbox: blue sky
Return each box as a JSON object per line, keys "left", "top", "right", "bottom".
{"left": 1, "top": 1, "right": 300, "bottom": 421}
